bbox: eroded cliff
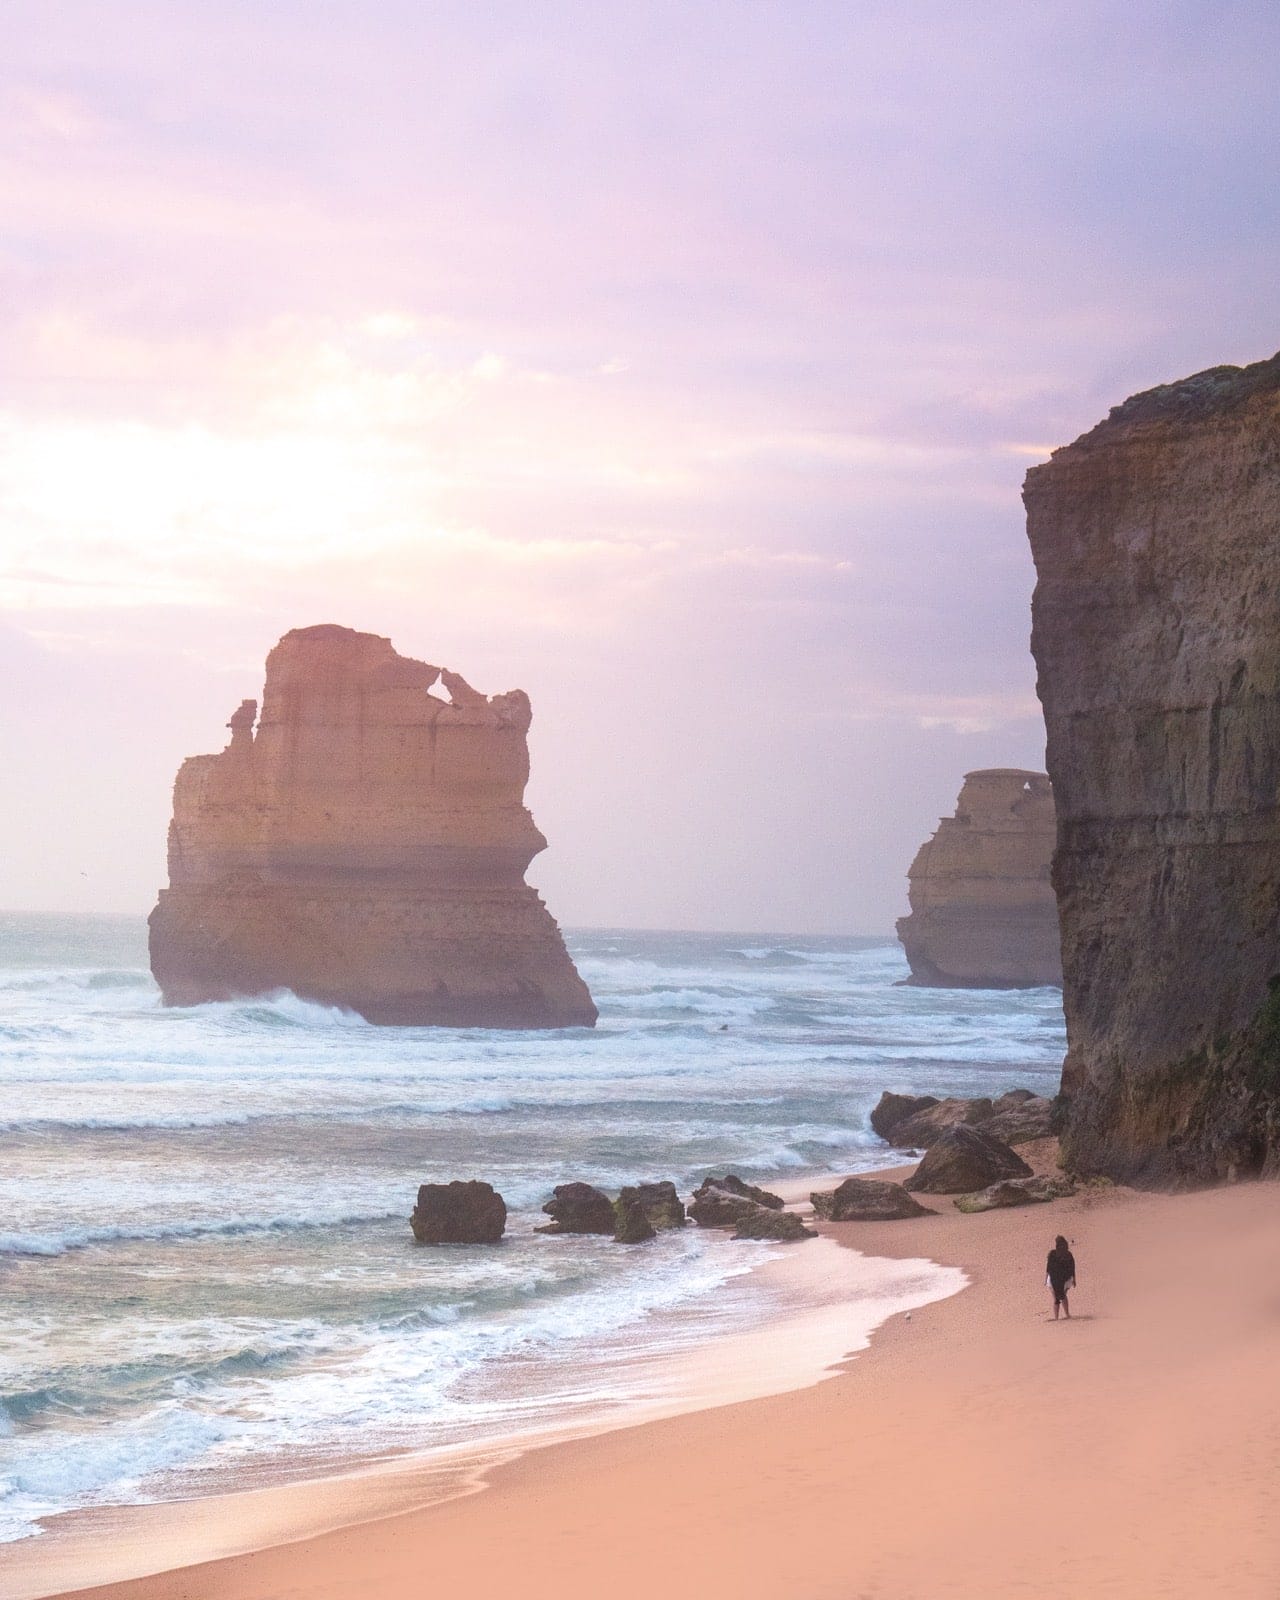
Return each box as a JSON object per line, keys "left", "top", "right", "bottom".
{"left": 149, "top": 625, "right": 597, "bottom": 1028}
{"left": 896, "top": 769, "right": 1061, "bottom": 988}
{"left": 1025, "top": 352, "right": 1280, "bottom": 1183}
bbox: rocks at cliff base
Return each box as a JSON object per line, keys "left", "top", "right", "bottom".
{"left": 612, "top": 1191, "right": 657, "bottom": 1243}
{"left": 984, "top": 1092, "right": 1055, "bottom": 1146}
{"left": 731, "top": 1207, "right": 815, "bottom": 1242}
{"left": 688, "top": 1174, "right": 785, "bottom": 1227}
{"left": 411, "top": 1181, "right": 507, "bottom": 1244}
{"left": 871, "top": 1089, "right": 1053, "bottom": 1149}
{"left": 903, "top": 1127, "right": 1033, "bottom": 1194}
{"left": 869, "top": 1093, "right": 939, "bottom": 1141}
{"left": 1026, "top": 352, "right": 1280, "bottom": 1184}
{"left": 537, "top": 1183, "right": 616, "bottom": 1235}
{"left": 953, "top": 1174, "right": 1076, "bottom": 1214}
{"left": 810, "top": 1178, "right": 931, "bottom": 1221}
{"left": 896, "top": 769, "right": 1062, "bottom": 988}
{"left": 149, "top": 624, "right": 596, "bottom": 1029}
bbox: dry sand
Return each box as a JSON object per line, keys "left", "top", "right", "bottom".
{"left": 20, "top": 1143, "right": 1280, "bottom": 1600}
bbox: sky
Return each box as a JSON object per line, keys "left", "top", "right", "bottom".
{"left": 3, "top": 1, "right": 1279, "bottom": 932}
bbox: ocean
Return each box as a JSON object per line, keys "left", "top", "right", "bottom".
{"left": 0, "top": 913, "right": 1066, "bottom": 1545}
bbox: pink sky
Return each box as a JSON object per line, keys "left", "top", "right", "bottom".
{"left": 3, "top": 2, "right": 1279, "bottom": 931}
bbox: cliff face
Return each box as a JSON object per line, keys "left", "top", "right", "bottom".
{"left": 149, "top": 625, "right": 597, "bottom": 1028}
{"left": 1025, "top": 353, "right": 1280, "bottom": 1184}
{"left": 896, "top": 769, "right": 1061, "bottom": 988}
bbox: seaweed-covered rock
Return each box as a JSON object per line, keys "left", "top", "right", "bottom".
{"left": 612, "top": 1190, "right": 657, "bottom": 1243}
{"left": 810, "top": 1177, "right": 931, "bottom": 1221}
{"left": 953, "top": 1174, "right": 1076, "bottom": 1213}
{"left": 624, "top": 1181, "right": 686, "bottom": 1231}
{"left": 410, "top": 1180, "right": 507, "bottom": 1244}
{"left": 537, "top": 1182, "right": 616, "bottom": 1235}
{"left": 869, "top": 1092, "right": 939, "bottom": 1142}
{"left": 731, "top": 1206, "right": 814, "bottom": 1242}
{"left": 904, "top": 1127, "right": 1032, "bottom": 1194}
{"left": 689, "top": 1174, "right": 785, "bottom": 1227}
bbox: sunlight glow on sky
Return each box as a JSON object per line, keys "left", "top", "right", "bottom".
{"left": 3, "top": 1, "right": 1279, "bottom": 929}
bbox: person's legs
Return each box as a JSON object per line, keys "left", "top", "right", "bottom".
{"left": 1062, "top": 1290, "right": 1070, "bottom": 1319}
{"left": 1052, "top": 1288, "right": 1061, "bottom": 1319}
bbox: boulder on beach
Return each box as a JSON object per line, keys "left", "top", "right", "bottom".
{"left": 953, "top": 1174, "right": 1076, "bottom": 1213}
{"left": 731, "top": 1206, "right": 814, "bottom": 1242}
{"left": 612, "top": 1190, "right": 657, "bottom": 1243}
{"left": 689, "top": 1174, "right": 785, "bottom": 1227}
{"left": 537, "top": 1182, "right": 616, "bottom": 1235}
{"left": 889, "top": 1096, "right": 994, "bottom": 1148}
{"left": 904, "top": 1127, "right": 1032, "bottom": 1194}
{"left": 810, "top": 1177, "right": 931, "bottom": 1222}
{"left": 410, "top": 1180, "right": 507, "bottom": 1244}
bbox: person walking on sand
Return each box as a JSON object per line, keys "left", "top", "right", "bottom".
{"left": 1046, "top": 1235, "right": 1076, "bottom": 1319}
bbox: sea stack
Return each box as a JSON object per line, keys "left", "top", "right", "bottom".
{"left": 1025, "top": 352, "right": 1280, "bottom": 1184}
{"left": 895, "top": 770, "right": 1061, "bottom": 988}
{"left": 149, "top": 625, "right": 597, "bottom": 1028}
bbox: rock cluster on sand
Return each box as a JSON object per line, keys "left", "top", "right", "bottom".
{"left": 149, "top": 624, "right": 596, "bottom": 1029}
{"left": 410, "top": 1181, "right": 507, "bottom": 1244}
{"left": 810, "top": 1178, "right": 930, "bottom": 1222}
{"left": 687, "top": 1175, "right": 812, "bottom": 1238}
{"left": 896, "top": 769, "right": 1062, "bottom": 988}
{"left": 689, "top": 1174, "right": 785, "bottom": 1226}
{"left": 1025, "top": 352, "right": 1280, "bottom": 1183}
{"left": 903, "top": 1127, "right": 1032, "bottom": 1195}
{"left": 870, "top": 1089, "right": 1053, "bottom": 1149}
{"left": 952, "top": 1174, "right": 1075, "bottom": 1214}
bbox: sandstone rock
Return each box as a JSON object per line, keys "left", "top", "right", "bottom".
{"left": 410, "top": 1180, "right": 507, "bottom": 1244}
{"left": 952, "top": 1174, "right": 1076, "bottom": 1213}
{"left": 612, "top": 1191, "right": 656, "bottom": 1243}
{"left": 1025, "top": 352, "right": 1280, "bottom": 1184}
{"left": 688, "top": 1174, "right": 785, "bottom": 1227}
{"left": 896, "top": 770, "right": 1062, "bottom": 988}
{"left": 731, "top": 1206, "right": 814, "bottom": 1242}
{"left": 148, "top": 625, "right": 597, "bottom": 1029}
{"left": 868, "top": 1092, "right": 939, "bottom": 1141}
{"left": 903, "top": 1127, "right": 1032, "bottom": 1194}
{"left": 810, "top": 1178, "right": 930, "bottom": 1221}
{"left": 537, "top": 1182, "right": 616, "bottom": 1235}
{"left": 618, "top": 1181, "right": 686, "bottom": 1231}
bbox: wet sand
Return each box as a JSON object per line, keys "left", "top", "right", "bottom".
{"left": 20, "top": 1144, "right": 1280, "bottom": 1599}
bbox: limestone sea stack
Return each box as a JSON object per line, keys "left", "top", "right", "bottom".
{"left": 1025, "top": 352, "right": 1280, "bottom": 1184}
{"left": 149, "top": 625, "right": 597, "bottom": 1028}
{"left": 895, "top": 769, "right": 1062, "bottom": 987}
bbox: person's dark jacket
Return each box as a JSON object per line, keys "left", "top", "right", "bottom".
{"left": 1046, "top": 1247, "right": 1076, "bottom": 1291}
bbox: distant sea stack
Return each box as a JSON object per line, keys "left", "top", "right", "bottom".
{"left": 1026, "top": 352, "right": 1280, "bottom": 1184}
{"left": 149, "top": 625, "right": 597, "bottom": 1028}
{"left": 895, "top": 770, "right": 1061, "bottom": 988}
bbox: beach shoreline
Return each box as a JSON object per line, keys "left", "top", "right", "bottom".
{"left": 12, "top": 1142, "right": 1280, "bottom": 1599}
{"left": 0, "top": 1194, "right": 962, "bottom": 1600}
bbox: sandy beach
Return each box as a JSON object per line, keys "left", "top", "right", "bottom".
{"left": 11, "top": 1140, "right": 1276, "bottom": 1600}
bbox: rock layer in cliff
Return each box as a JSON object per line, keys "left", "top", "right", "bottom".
{"left": 149, "top": 625, "right": 597, "bottom": 1028}
{"left": 895, "top": 769, "right": 1062, "bottom": 988}
{"left": 1025, "top": 351, "right": 1280, "bottom": 1184}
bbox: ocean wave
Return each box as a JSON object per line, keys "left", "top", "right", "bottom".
{"left": 0, "top": 1210, "right": 401, "bottom": 1259}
